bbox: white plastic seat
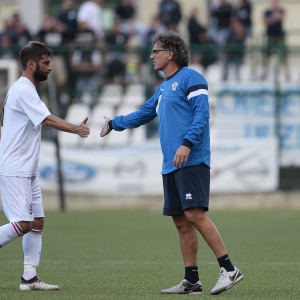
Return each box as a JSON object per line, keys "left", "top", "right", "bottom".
{"left": 106, "top": 130, "right": 130, "bottom": 146}
{"left": 83, "top": 124, "right": 106, "bottom": 147}
{"left": 122, "top": 83, "right": 145, "bottom": 105}
{"left": 89, "top": 104, "right": 114, "bottom": 125}
{"left": 122, "top": 93, "right": 145, "bottom": 106}
{"left": 116, "top": 104, "right": 138, "bottom": 117}
{"left": 101, "top": 83, "right": 123, "bottom": 95}
{"left": 131, "top": 126, "right": 147, "bottom": 145}
{"left": 205, "top": 63, "right": 222, "bottom": 85}
{"left": 240, "top": 64, "right": 253, "bottom": 81}
{"left": 125, "top": 83, "right": 145, "bottom": 93}
{"left": 58, "top": 131, "right": 81, "bottom": 147}
{"left": 189, "top": 63, "right": 205, "bottom": 75}
{"left": 65, "top": 103, "right": 90, "bottom": 124}
{"left": 98, "top": 83, "right": 123, "bottom": 106}
{"left": 98, "top": 94, "right": 122, "bottom": 106}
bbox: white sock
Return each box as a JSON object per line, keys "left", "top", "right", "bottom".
{"left": 22, "top": 229, "right": 43, "bottom": 279}
{"left": 23, "top": 264, "right": 37, "bottom": 281}
{"left": 0, "top": 222, "right": 23, "bottom": 248}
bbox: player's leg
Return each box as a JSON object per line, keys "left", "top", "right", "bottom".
{"left": 22, "top": 217, "right": 44, "bottom": 281}
{"left": 160, "top": 171, "right": 202, "bottom": 295}
{"left": 0, "top": 176, "right": 32, "bottom": 247}
{"left": 20, "top": 176, "right": 59, "bottom": 291}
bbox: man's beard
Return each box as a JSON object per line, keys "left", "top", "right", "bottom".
{"left": 33, "top": 65, "right": 48, "bottom": 82}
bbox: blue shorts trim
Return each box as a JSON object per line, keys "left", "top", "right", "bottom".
{"left": 162, "top": 164, "right": 210, "bottom": 216}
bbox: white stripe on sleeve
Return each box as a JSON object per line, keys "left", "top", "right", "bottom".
{"left": 187, "top": 89, "right": 208, "bottom": 100}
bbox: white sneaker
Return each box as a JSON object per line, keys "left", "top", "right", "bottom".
{"left": 20, "top": 276, "right": 59, "bottom": 290}
{"left": 210, "top": 266, "right": 243, "bottom": 295}
{"left": 160, "top": 279, "right": 202, "bottom": 294}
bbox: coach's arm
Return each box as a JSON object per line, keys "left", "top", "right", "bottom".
{"left": 43, "top": 115, "right": 90, "bottom": 138}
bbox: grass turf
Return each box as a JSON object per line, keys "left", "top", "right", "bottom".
{"left": 0, "top": 209, "right": 299, "bottom": 299}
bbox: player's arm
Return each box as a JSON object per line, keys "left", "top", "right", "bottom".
{"left": 43, "top": 115, "right": 90, "bottom": 138}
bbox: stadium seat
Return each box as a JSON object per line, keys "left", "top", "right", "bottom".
{"left": 105, "top": 129, "right": 130, "bottom": 147}
{"left": 97, "top": 83, "right": 124, "bottom": 106}
{"left": 280, "top": 65, "right": 300, "bottom": 83}
{"left": 240, "top": 64, "right": 254, "bottom": 81}
{"left": 205, "top": 63, "right": 222, "bottom": 84}
{"left": 80, "top": 91, "right": 93, "bottom": 105}
{"left": 89, "top": 104, "right": 114, "bottom": 125}
{"left": 58, "top": 131, "right": 81, "bottom": 147}
{"left": 98, "top": 94, "right": 122, "bottom": 107}
{"left": 256, "top": 65, "right": 275, "bottom": 83}
{"left": 189, "top": 63, "right": 205, "bottom": 75}
{"left": 125, "top": 83, "right": 145, "bottom": 93}
{"left": 116, "top": 104, "right": 138, "bottom": 116}
{"left": 65, "top": 103, "right": 90, "bottom": 124}
{"left": 122, "top": 83, "right": 145, "bottom": 105}
{"left": 83, "top": 124, "right": 106, "bottom": 147}
{"left": 131, "top": 126, "right": 147, "bottom": 145}
{"left": 103, "top": 104, "right": 138, "bottom": 146}
{"left": 122, "top": 93, "right": 145, "bottom": 106}
{"left": 101, "top": 83, "right": 123, "bottom": 95}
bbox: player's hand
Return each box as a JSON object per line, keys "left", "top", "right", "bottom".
{"left": 77, "top": 117, "right": 90, "bottom": 138}
{"left": 173, "top": 145, "right": 190, "bottom": 169}
{"left": 100, "top": 115, "right": 112, "bottom": 137}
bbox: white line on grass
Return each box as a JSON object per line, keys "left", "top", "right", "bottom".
{"left": 3, "top": 260, "right": 300, "bottom": 265}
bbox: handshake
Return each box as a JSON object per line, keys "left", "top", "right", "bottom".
{"left": 76, "top": 115, "right": 111, "bottom": 138}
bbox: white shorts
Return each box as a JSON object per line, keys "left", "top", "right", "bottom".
{"left": 0, "top": 176, "right": 44, "bottom": 222}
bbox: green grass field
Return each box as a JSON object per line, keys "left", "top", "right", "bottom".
{"left": 0, "top": 208, "right": 299, "bottom": 299}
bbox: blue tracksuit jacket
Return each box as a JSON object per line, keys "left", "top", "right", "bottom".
{"left": 111, "top": 66, "right": 210, "bottom": 174}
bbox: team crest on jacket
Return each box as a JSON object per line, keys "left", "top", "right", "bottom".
{"left": 172, "top": 82, "right": 178, "bottom": 91}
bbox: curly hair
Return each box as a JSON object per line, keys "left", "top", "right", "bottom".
{"left": 152, "top": 31, "right": 189, "bottom": 67}
{"left": 19, "top": 41, "right": 53, "bottom": 70}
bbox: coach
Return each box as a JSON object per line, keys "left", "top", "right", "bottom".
{"left": 100, "top": 31, "right": 243, "bottom": 295}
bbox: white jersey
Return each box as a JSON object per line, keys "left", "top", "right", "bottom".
{"left": 0, "top": 77, "right": 51, "bottom": 177}
{"left": 77, "top": 1, "right": 103, "bottom": 39}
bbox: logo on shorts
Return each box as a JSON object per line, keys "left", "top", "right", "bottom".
{"left": 172, "top": 82, "right": 178, "bottom": 91}
{"left": 185, "top": 193, "right": 193, "bottom": 200}
{"left": 28, "top": 203, "right": 33, "bottom": 215}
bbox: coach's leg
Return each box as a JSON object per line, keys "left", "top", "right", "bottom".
{"left": 184, "top": 208, "right": 244, "bottom": 295}
{"left": 22, "top": 217, "right": 44, "bottom": 280}
{"left": 183, "top": 207, "right": 227, "bottom": 258}
{"left": 173, "top": 214, "right": 198, "bottom": 267}
{"left": 172, "top": 213, "right": 201, "bottom": 284}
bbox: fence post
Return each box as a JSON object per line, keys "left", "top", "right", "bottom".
{"left": 48, "top": 71, "right": 66, "bottom": 211}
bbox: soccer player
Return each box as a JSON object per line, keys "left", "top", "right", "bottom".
{"left": 0, "top": 41, "right": 90, "bottom": 290}
{"left": 100, "top": 31, "right": 243, "bottom": 295}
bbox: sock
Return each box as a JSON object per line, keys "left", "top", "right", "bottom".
{"left": 22, "top": 229, "right": 43, "bottom": 279}
{"left": 0, "top": 222, "right": 23, "bottom": 248}
{"left": 184, "top": 266, "right": 199, "bottom": 284}
{"left": 23, "top": 264, "right": 37, "bottom": 281}
{"left": 217, "top": 254, "right": 235, "bottom": 272}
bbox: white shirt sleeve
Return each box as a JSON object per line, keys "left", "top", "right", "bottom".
{"left": 18, "top": 88, "right": 51, "bottom": 127}
{"left": 92, "top": 50, "right": 102, "bottom": 65}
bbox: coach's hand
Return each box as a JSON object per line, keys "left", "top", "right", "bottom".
{"left": 100, "top": 115, "right": 112, "bottom": 137}
{"left": 77, "top": 117, "right": 90, "bottom": 138}
{"left": 173, "top": 145, "right": 190, "bottom": 169}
